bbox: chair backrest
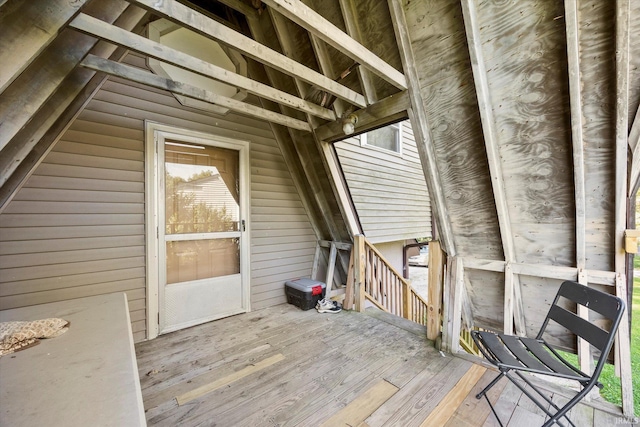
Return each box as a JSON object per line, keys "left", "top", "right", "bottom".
{"left": 537, "top": 280, "right": 625, "bottom": 369}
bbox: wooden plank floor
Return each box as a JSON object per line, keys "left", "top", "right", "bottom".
{"left": 135, "top": 304, "right": 630, "bottom": 426}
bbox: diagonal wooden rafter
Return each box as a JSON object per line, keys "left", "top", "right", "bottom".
{"left": 261, "top": 0, "right": 406, "bottom": 91}
{"left": 239, "top": 4, "right": 353, "bottom": 252}
{"left": 0, "top": 4, "right": 147, "bottom": 211}
{"left": 267, "top": 6, "right": 361, "bottom": 238}
{"left": 68, "top": 12, "right": 336, "bottom": 121}
{"left": 336, "top": 0, "right": 378, "bottom": 104}
{"left": 128, "top": 0, "right": 367, "bottom": 108}
{"left": 0, "top": 0, "right": 131, "bottom": 176}
{"left": 80, "top": 54, "right": 312, "bottom": 132}
{"left": 461, "top": 0, "right": 526, "bottom": 337}
{"left": 386, "top": 0, "right": 456, "bottom": 256}
{"left": 0, "top": 0, "right": 92, "bottom": 94}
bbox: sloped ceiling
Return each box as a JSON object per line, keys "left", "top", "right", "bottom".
{"left": 1, "top": 0, "right": 639, "bottom": 340}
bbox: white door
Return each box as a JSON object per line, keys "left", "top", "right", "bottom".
{"left": 153, "top": 129, "right": 249, "bottom": 334}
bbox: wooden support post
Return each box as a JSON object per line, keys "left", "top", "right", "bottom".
{"left": 325, "top": 242, "right": 337, "bottom": 297}
{"left": 311, "top": 242, "right": 321, "bottom": 281}
{"left": 442, "top": 256, "right": 464, "bottom": 353}
{"left": 503, "top": 262, "right": 514, "bottom": 335}
{"left": 576, "top": 269, "right": 593, "bottom": 394}
{"left": 427, "top": 241, "right": 444, "bottom": 341}
{"left": 615, "top": 273, "right": 635, "bottom": 416}
{"left": 344, "top": 250, "right": 355, "bottom": 310}
{"left": 402, "top": 281, "right": 412, "bottom": 321}
{"left": 354, "top": 234, "right": 366, "bottom": 313}
{"left": 614, "top": 0, "right": 634, "bottom": 417}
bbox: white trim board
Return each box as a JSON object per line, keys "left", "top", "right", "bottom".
{"left": 145, "top": 121, "right": 251, "bottom": 340}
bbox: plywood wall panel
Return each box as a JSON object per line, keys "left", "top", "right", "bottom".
{"left": 578, "top": 0, "right": 616, "bottom": 272}
{"left": 477, "top": 0, "right": 574, "bottom": 265}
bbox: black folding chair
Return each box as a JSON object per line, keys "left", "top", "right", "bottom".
{"left": 471, "top": 280, "right": 625, "bottom": 427}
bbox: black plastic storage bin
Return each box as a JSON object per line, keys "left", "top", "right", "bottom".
{"left": 285, "top": 278, "right": 326, "bottom": 310}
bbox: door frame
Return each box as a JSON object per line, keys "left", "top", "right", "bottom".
{"left": 145, "top": 121, "right": 251, "bottom": 340}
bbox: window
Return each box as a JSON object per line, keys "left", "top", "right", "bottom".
{"left": 361, "top": 123, "right": 402, "bottom": 154}
{"left": 147, "top": 19, "right": 247, "bottom": 115}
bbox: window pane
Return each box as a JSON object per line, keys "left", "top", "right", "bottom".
{"left": 166, "top": 238, "right": 240, "bottom": 284}
{"left": 366, "top": 125, "right": 399, "bottom": 152}
{"left": 165, "top": 142, "right": 239, "bottom": 234}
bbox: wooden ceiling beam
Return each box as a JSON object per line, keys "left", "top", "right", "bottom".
{"left": 262, "top": 0, "right": 406, "bottom": 91}
{"left": 0, "top": 4, "right": 146, "bottom": 209}
{"left": 263, "top": 0, "right": 407, "bottom": 92}
{"left": 69, "top": 12, "right": 335, "bottom": 121}
{"left": 80, "top": 54, "right": 312, "bottom": 132}
{"left": 313, "top": 91, "right": 409, "bottom": 143}
{"left": 128, "top": 0, "right": 366, "bottom": 108}
{"left": 337, "top": 0, "right": 378, "bottom": 104}
{"left": 267, "top": 7, "right": 362, "bottom": 238}
{"left": 0, "top": 0, "right": 92, "bottom": 94}
{"left": 0, "top": 0, "right": 130, "bottom": 155}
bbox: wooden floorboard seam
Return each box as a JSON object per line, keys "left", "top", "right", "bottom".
{"left": 420, "top": 364, "right": 487, "bottom": 426}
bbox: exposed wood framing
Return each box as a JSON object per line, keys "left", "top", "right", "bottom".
{"left": 461, "top": 0, "right": 525, "bottom": 336}
{"left": 0, "top": 2, "right": 143, "bottom": 196}
{"left": 336, "top": 0, "right": 378, "bottom": 104}
{"left": 615, "top": 0, "right": 634, "bottom": 416}
{"left": 0, "top": 0, "right": 130, "bottom": 153}
{"left": 564, "top": 0, "right": 592, "bottom": 378}
{"left": 462, "top": 257, "right": 617, "bottom": 286}
{"left": 387, "top": 0, "right": 456, "bottom": 256}
{"left": 615, "top": 273, "right": 634, "bottom": 417}
{"left": 442, "top": 256, "right": 464, "bottom": 353}
{"left": 261, "top": 0, "right": 407, "bottom": 91}
{"left": 427, "top": 240, "right": 445, "bottom": 341}
{"left": 306, "top": 34, "right": 347, "bottom": 118}
{"left": 129, "top": 0, "right": 367, "bottom": 108}
{"left": 267, "top": 6, "right": 361, "bottom": 238}
{"left": 243, "top": 13, "right": 346, "bottom": 244}
{"left": 314, "top": 91, "right": 409, "bottom": 143}
{"left": 68, "top": 13, "right": 336, "bottom": 121}
{"left": 354, "top": 234, "right": 366, "bottom": 312}
{"left": 0, "top": 0, "right": 91, "bottom": 93}
{"left": 80, "top": 55, "right": 312, "bottom": 132}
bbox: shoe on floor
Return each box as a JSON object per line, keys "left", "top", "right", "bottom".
{"left": 316, "top": 298, "right": 342, "bottom": 313}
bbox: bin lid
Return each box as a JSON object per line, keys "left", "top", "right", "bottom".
{"left": 285, "top": 278, "right": 326, "bottom": 292}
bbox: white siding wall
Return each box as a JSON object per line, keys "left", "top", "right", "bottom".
{"left": 0, "top": 53, "right": 317, "bottom": 341}
{"left": 335, "top": 121, "right": 432, "bottom": 244}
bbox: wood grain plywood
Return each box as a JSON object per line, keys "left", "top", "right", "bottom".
{"left": 404, "top": 0, "right": 502, "bottom": 261}
{"left": 578, "top": 0, "right": 616, "bottom": 272}
{"left": 479, "top": 0, "right": 574, "bottom": 266}
{"left": 353, "top": 0, "right": 402, "bottom": 99}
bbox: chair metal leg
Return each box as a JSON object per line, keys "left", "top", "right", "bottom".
{"left": 476, "top": 371, "right": 506, "bottom": 399}
{"left": 482, "top": 393, "right": 504, "bottom": 427}
{"left": 510, "top": 372, "right": 577, "bottom": 427}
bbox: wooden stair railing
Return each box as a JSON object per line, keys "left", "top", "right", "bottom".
{"left": 344, "top": 235, "right": 429, "bottom": 326}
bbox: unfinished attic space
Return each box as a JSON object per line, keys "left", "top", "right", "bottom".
{"left": 0, "top": 0, "right": 638, "bottom": 425}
